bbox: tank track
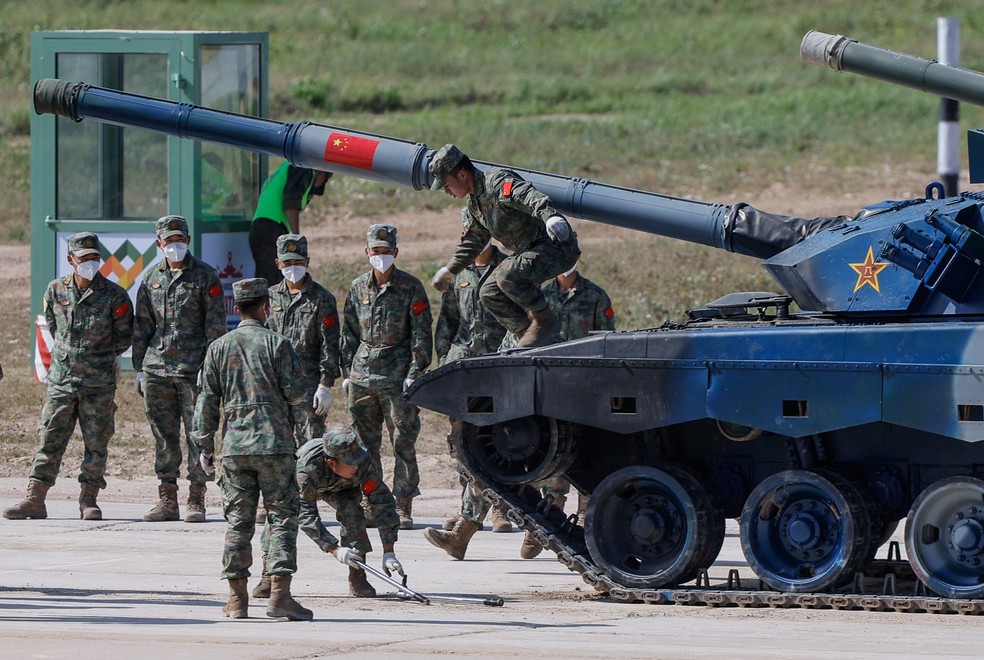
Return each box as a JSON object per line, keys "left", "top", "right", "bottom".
{"left": 456, "top": 463, "right": 984, "bottom": 615}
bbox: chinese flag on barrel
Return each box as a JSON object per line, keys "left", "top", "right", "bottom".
{"left": 324, "top": 132, "right": 380, "bottom": 170}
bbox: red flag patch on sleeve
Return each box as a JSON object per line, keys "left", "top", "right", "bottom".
{"left": 114, "top": 303, "right": 130, "bottom": 318}
{"left": 502, "top": 180, "right": 513, "bottom": 197}
{"left": 604, "top": 306, "right": 615, "bottom": 320}
{"left": 209, "top": 283, "right": 223, "bottom": 298}
{"left": 322, "top": 314, "right": 338, "bottom": 329}
{"left": 411, "top": 300, "right": 427, "bottom": 316}
{"left": 361, "top": 479, "right": 378, "bottom": 496}
{"left": 324, "top": 132, "right": 380, "bottom": 171}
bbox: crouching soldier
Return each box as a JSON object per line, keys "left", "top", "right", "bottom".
{"left": 253, "top": 427, "right": 403, "bottom": 599}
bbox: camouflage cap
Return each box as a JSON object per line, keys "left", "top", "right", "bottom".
{"left": 156, "top": 214, "right": 189, "bottom": 239}
{"left": 277, "top": 233, "right": 309, "bottom": 261}
{"left": 233, "top": 277, "right": 269, "bottom": 302}
{"left": 322, "top": 427, "right": 369, "bottom": 466}
{"left": 68, "top": 231, "right": 101, "bottom": 258}
{"left": 366, "top": 224, "right": 397, "bottom": 249}
{"left": 429, "top": 143, "right": 465, "bottom": 190}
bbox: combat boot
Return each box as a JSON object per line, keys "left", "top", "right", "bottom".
{"left": 348, "top": 566, "right": 377, "bottom": 598}
{"left": 78, "top": 482, "right": 102, "bottom": 521}
{"left": 3, "top": 479, "right": 50, "bottom": 520}
{"left": 517, "top": 306, "right": 560, "bottom": 348}
{"left": 577, "top": 493, "right": 590, "bottom": 523}
{"left": 255, "top": 502, "right": 267, "bottom": 524}
{"left": 443, "top": 514, "right": 483, "bottom": 532}
{"left": 362, "top": 497, "right": 376, "bottom": 528}
{"left": 222, "top": 577, "right": 248, "bottom": 618}
{"left": 185, "top": 482, "right": 207, "bottom": 523}
{"left": 252, "top": 555, "right": 272, "bottom": 599}
{"left": 396, "top": 496, "right": 414, "bottom": 530}
{"left": 423, "top": 517, "right": 481, "bottom": 560}
{"left": 519, "top": 530, "right": 543, "bottom": 559}
{"left": 491, "top": 505, "right": 513, "bottom": 533}
{"left": 266, "top": 575, "right": 313, "bottom": 621}
{"left": 143, "top": 481, "right": 179, "bottom": 522}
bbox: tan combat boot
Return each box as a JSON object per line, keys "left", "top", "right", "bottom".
{"left": 517, "top": 306, "right": 560, "bottom": 348}
{"left": 143, "top": 481, "right": 180, "bottom": 522}
{"left": 576, "top": 493, "right": 590, "bottom": 522}
{"left": 348, "top": 566, "right": 377, "bottom": 598}
{"left": 491, "top": 505, "right": 513, "bottom": 533}
{"left": 185, "top": 482, "right": 206, "bottom": 523}
{"left": 266, "top": 575, "right": 313, "bottom": 621}
{"left": 442, "top": 514, "right": 460, "bottom": 531}
{"left": 362, "top": 497, "right": 376, "bottom": 528}
{"left": 521, "top": 495, "right": 565, "bottom": 559}
{"left": 252, "top": 555, "right": 271, "bottom": 599}
{"left": 423, "top": 517, "right": 481, "bottom": 560}
{"left": 78, "top": 482, "right": 102, "bottom": 521}
{"left": 222, "top": 577, "right": 248, "bottom": 618}
{"left": 3, "top": 479, "right": 51, "bottom": 520}
{"left": 255, "top": 502, "right": 267, "bottom": 525}
{"left": 396, "top": 496, "right": 414, "bottom": 530}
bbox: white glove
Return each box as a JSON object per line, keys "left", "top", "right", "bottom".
{"left": 342, "top": 378, "right": 351, "bottom": 396}
{"left": 432, "top": 266, "right": 454, "bottom": 292}
{"left": 545, "top": 215, "right": 571, "bottom": 242}
{"left": 334, "top": 546, "right": 364, "bottom": 567}
{"left": 403, "top": 377, "right": 414, "bottom": 392}
{"left": 135, "top": 372, "right": 144, "bottom": 398}
{"left": 313, "top": 384, "right": 332, "bottom": 415}
{"left": 199, "top": 452, "right": 215, "bottom": 475}
{"left": 383, "top": 551, "right": 405, "bottom": 578}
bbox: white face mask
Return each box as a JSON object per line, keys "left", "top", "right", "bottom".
{"left": 74, "top": 259, "right": 100, "bottom": 281}
{"left": 561, "top": 263, "right": 578, "bottom": 277}
{"left": 281, "top": 265, "right": 307, "bottom": 283}
{"left": 162, "top": 242, "right": 188, "bottom": 263}
{"left": 369, "top": 254, "right": 394, "bottom": 273}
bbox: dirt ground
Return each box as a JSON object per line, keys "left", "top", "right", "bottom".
{"left": 2, "top": 169, "right": 980, "bottom": 657}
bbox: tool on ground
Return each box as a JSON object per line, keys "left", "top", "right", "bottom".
{"left": 350, "top": 557, "right": 504, "bottom": 607}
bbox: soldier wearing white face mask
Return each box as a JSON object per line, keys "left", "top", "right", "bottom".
{"left": 134, "top": 215, "right": 227, "bottom": 523}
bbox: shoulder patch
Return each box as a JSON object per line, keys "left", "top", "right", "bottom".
{"left": 209, "top": 283, "right": 223, "bottom": 298}
{"left": 114, "top": 302, "right": 131, "bottom": 318}
{"left": 361, "top": 478, "right": 378, "bottom": 496}
{"left": 604, "top": 306, "right": 615, "bottom": 320}
{"left": 502, "top": 180, "right": 513, "bottom": 197}
{"left": 322, "top": 314, "right": 338, "bottom": 329}
{"left": 411, "top": 300, "right": 427, "bottom": 316}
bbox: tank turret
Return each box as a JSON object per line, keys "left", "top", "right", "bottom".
{"left": 29, "top": 32, "right": 984, "bottom": 606}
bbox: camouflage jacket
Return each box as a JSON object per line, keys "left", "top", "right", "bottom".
{"left": 268, "top": 276, "right": 340, "bottom": 389}
{"left": 132, "top": 253, "right": 226, "bottom": 378}
{"left": 296, "top": 438, "right": 399, "bottom": 549}
{"left": 543, "top": 274, "right": 616, "bottom": 341}
{"left": 43, "top": 273, "right": 134, "bottom": 390}
{"left": 446, "top": 168, "right": 562, "bottom": 274}
{"left": 341, "top": 269, "right": 433, "bottom": 387}
{"left": 434, "top": 248, "right": 508, "bottom": 364}
{"left": 193, "top": 319, "right": 305, "bottom": 457}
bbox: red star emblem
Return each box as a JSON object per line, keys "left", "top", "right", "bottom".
{"left": 849, "top": 246, "right": 889, "bottom": 293}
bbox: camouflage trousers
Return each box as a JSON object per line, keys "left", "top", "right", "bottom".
{"left": 219, "top": 454, "right": 299, "bottom": 580}
{"left": 458, "top": 469, "right": 491, "bottom": 524}
{"left": 290, "top": 380, "right": 327, "bottom": 448}
{"left": 142, "top": 372, "right": 209, "bottom": 484}
{"left": 273, "top": 489, "right": 374, "bottom": 557}
{"left": 348, "top": 382, "right": 420, "bottom": 499}
{"left": 536, "top": 475, "right": 571, "bottom": 499}
{"left": 479, "top": 238, "right": 580, "bottom": 335}
{"left": 30, "top": 384, "right": 117, "bottom": 489}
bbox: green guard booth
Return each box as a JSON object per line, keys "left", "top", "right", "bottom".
{"left": 30, "top": 30, "right": 269, "bottom": 376}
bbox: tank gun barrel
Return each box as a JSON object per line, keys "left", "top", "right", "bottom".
{"left": 801, "top": 30, "right": 984, "bottom": 107}
{"left": 33, "top": 78, "right": 758, "bottom": 255}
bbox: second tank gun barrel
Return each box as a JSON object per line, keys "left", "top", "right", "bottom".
{"left": 801, "top": 30, "right": 984, "bottom": 107}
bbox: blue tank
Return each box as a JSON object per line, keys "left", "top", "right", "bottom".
{"left": 31, "top": 30, "right": 984, "bottom": 607}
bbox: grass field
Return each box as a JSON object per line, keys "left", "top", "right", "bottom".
{"left": 1, "top": 1, "right": 983, "bottom": 481}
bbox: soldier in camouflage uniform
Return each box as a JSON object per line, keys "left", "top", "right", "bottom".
{"left": 253, "top": 427, "right": 404, "bottom": 599}
{"left": 341, "top": 224, "right": 432, "bottom": 530}
{"left": 134, "top": 215, "right": 226, "bottom": 524}
{"left": 193, "top": 278, "right": 312, "bottom": 621}
{"left": 267, "top": 233, "right": 340, "bottom": 444}
{"left": 4, "top": 232, "right": 133, "bottom": 522}
{"left": 429, "top": 144, "right": 580, "bottom": 348}
{"left": 424, "top": 239, "right": 516, "bottom": 560}
{"left": 520, "top": 264, "right": 617, "bottom": 559}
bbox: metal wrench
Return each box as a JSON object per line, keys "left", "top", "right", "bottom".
{"left": 350, "top": 558, "right": 504, "bottom": 606}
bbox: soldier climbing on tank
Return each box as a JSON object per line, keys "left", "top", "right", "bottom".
{"left": 429, "top": 144, "right": 580, "bottom": 348}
